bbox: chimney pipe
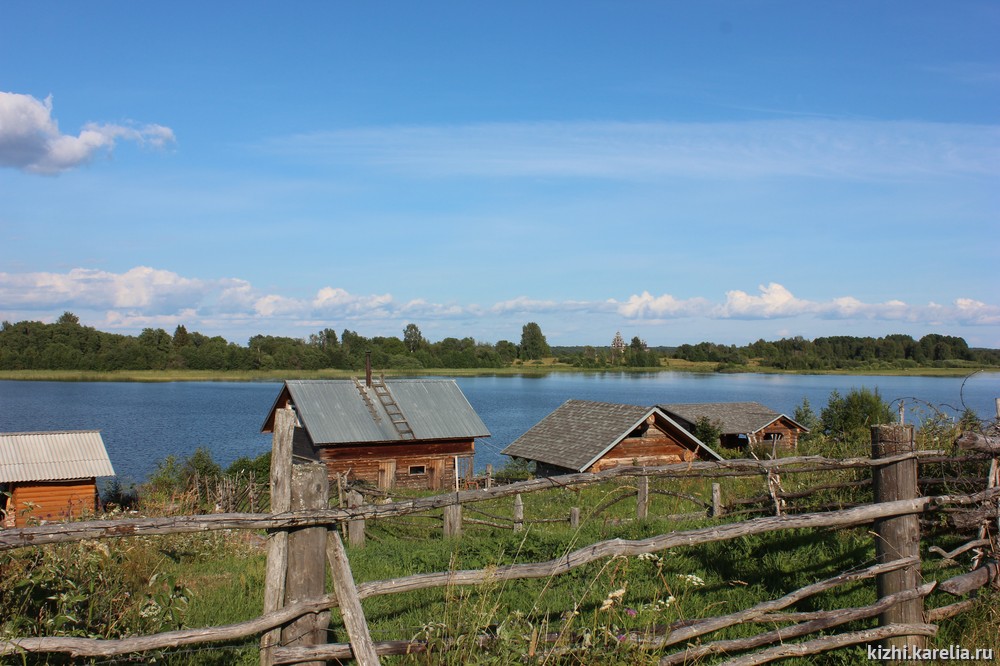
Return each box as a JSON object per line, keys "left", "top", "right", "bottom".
{"left": 365, "top": 351, "right": 372, "bottom": 387}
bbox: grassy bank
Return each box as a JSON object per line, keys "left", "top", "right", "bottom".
{"left": 0, "top": 359, "right": 995, "bottom": 382}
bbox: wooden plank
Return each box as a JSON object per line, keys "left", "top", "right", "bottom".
{"left": 261, "top": 406, "right": 295, "bottom": 666}
{"left": 326, "top": 532, "right": 380, "bottom": 666}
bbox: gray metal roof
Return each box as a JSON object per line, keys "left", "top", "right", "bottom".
{"left": 502, "top": 400, "right": 720, "bottom": 472}
{"left": 270, "top": 379, "right": 490, "bottom": 445}
{"left": 658, "top": 402, "right": 808, "bottom": 435}
{"left": 0, "top": 430, "right": 116, "bottom": 483}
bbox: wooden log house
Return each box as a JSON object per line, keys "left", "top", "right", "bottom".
{"left": 658, "top": 401, "right": 809, "bottom": 453}
{"left": 501, "top": 400, "right": 722, "bottom": 476}
{"left": 1, "top": 430, "right": 115, "bottom": 528}
{"left": 261, "top": 378, "right": 490, "bottom": 491}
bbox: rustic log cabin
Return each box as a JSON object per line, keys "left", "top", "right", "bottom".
{"left": 1, "top": 430, "right": 115, "bottom": 528}
{"left": 658, "top": 401, "right": 809, "bottom": 453}
{"left": 501, "top": 400, "right": 722, "bottom": 476}
{"left": 261, "top": 378, "right": 490, "bottom": 491}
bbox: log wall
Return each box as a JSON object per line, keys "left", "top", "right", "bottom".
{"left": 7, "top": 479, "right": 97, "bottom": 528}
{"left": 317, "top": 440, "right": 475, "bottom": 490}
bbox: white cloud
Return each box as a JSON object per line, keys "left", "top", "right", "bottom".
{"left": 264, "top": 119, "right": 999, "bottom": 182}
{"left": 0, "top": 267, "right": 206, "bottom": 312}
{"left": 0, "top": 268, "right": 997, "bottom": 344}
{"left": 0, "top": 91, "right": 175, "bottom": 174}
{"left": 616, "top": 291, "right": 709, "bottom": 319}
{"left": 717, "top": 283, "right": 816, "bottom": 319}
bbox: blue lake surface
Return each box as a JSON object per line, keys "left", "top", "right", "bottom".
{"left": 1, "top": 372, "right": 997, "bottom": 485}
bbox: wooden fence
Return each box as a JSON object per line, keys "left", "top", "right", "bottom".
{"left": 1, "top": 407, "right": 998, "bottom": 665}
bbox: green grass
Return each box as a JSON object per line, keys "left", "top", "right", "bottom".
{"left": 3, "top": 472, "right": 995, "bottom": 665}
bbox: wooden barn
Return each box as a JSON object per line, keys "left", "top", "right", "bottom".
{"left": 658, "top": 401, "right": 809, "bottom": 453}
{"left": 501, "top": 400, "right": 722, "bottom": 476}
{"left": 1, "top": 430, "right": 115, "bottom": 528}
{"left": 261, "top": 378, "right": 490, "bottom": 491}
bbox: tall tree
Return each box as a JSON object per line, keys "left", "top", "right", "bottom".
{"left": 519, "top": 322, "right": 550, "bottom": 360}
{"left": 172, "top": 325, "right": 191, "bottom": 348}
{"left": 403, "top": 323, "right": 425, "bottom": 353}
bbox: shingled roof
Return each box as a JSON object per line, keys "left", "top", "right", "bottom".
{"left": 262, "top": 379, "right": 490, "bottom": 445}
{"left": 501, "top": 400, "right": 720, "bottom": 472}
{"left": 658, "top": 401, "right": 808, "bottom": 435}
{"left": 0, "top": 431, "right": 115, "bottom": 483}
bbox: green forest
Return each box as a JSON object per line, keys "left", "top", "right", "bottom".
{"left": 0, "top": 312, "right": 997, "bottom": 373}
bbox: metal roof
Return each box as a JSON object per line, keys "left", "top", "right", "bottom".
{"left": 502, "top": 400, "right": 720, "bottom": 472}
{"left": 0, "top": 430, "right": 116, "bottom": 483}
{"left": 658, "top": 402, "right": 809, "bottom": 435}
{"left": 268, "top": 379, "right": 490, "bottom": 445}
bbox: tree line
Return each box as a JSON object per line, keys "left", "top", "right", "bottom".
{"left": 0, "top": 313, "right": 996, "bottom": 372}
{"left": 672, "top": 334, "right": 1000, "bottom": 371}
{"left": 0, "top": 314, "right": 558, "bottom": 372}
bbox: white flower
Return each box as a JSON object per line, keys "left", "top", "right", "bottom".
{"left": 678, "top": 574, "right": 705, "bottom": 587}
{"left": 599, "top": 586, "right": 627, "bottom": 611}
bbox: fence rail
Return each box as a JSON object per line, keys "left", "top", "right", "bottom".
{"left": 2, "top": 415, "right": 998, "bottom": 665}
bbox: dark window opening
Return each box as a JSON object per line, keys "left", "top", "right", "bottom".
{"left": 409, "top": 465, "right": 426, "bottom": 475}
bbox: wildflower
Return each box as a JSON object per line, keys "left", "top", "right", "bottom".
{"left": 637, "top": 552, "right": 663, "bottom": 565}
{"left": 678, "top": 574, "right": 705, "bottom": 587}
{"left": 599, "top": 586, "right": 627, "bottom": 611}
{"left": 625, "top": 608, "right": 638, "bottom": 617}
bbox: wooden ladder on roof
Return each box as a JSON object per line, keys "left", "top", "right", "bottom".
{"left": 370, "top": 376, "right": 416, "bottom": 440}
{"left": 352, "top": 377, "right": 381, "bottom": 422}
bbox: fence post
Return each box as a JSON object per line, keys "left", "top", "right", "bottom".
{"left": 347, "top": 490, "right": 366, "bottom": 549}
{"left": 711, "top": 483, "right": 723, "bottom": 517}
{"left": 261, "top": 406, "right": 294, "bottom": 666}
{"left": 513, "top": 493, "right": 524, "bottom": 532}
{"left": 444, "top": 497, "right": 463, "bottom": 539}
{"left": 637, "top": 475, "right": 649, "bottom": 520}
{"left": 281, "top": 463, "right": 330, "bottom": 660}
{"left": 570, "top": 507, "right": 580, "bottom": 529}
{"left": 872, "top": 424, "right": 925, "bottom": 654}
{"left": 485, "top": 464, "right": 493, "bottom": 490}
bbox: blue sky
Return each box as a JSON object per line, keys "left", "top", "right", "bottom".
{"left": 1, "top": 2, "right": 998, "bottom": 348}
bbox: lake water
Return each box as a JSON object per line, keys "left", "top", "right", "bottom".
{"left": 1, "top": 372, "right": 998, "bottom": 485}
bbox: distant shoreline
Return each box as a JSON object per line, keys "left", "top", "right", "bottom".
{"left": 0, "top": 362, "right": 994, "bottom": 383}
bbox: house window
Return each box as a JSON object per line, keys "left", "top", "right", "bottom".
{"left": 409, "top": 465, "right": 426, "bottom": 475}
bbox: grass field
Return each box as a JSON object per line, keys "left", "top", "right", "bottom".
{"left": 3, "top": 440, "right": 997, "bottom": 664}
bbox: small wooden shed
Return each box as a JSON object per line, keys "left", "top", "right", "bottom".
{"left": 501, "top": 400, "right": 722, "bottom": 476}
{"left": 658, "top": 402, "right": 809, "bottom": 452}
{"left": 262, "top": 378, "right": 490, "bottom": 491}
{"left": 1, "top": 430, "right": 115, "bottom": 528}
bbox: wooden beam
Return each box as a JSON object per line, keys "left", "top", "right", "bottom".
{"left": 261, "top": 406, "right": 294, "bottom": 666}
{"left": 872, "top": 424, "right": 925, "bottom": 655}
{"left": 326, "top": 532, "right": 380, "bottom": 666}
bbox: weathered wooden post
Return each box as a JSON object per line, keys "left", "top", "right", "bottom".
{"left": 347, "top": 490, "right": 366, "bottom": 548}
{"left": 281, "top": 463, "right": 330, "bottom": 661}
{"left": 872, "top": 424, "right": 925, "bottom": 654}
{"left": 711, "top": 483, "right": 723, "bottom": 517}
{"left": 570, "top": 507, "right": 580, "bottom": 529}
{"left": 261, "top": 406, "right": 294, "bottom": 666}
{"left": 513, "top": 493, "right": 524, "bottom": 532}
{"left": 444, "top": 498, "right": 462, "bottom": 539}
{"left": 485, "top": 464, "right": 493, "bottom": 490}
{"left": 636, "top": 475, "right": 649, "bottom": 520}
